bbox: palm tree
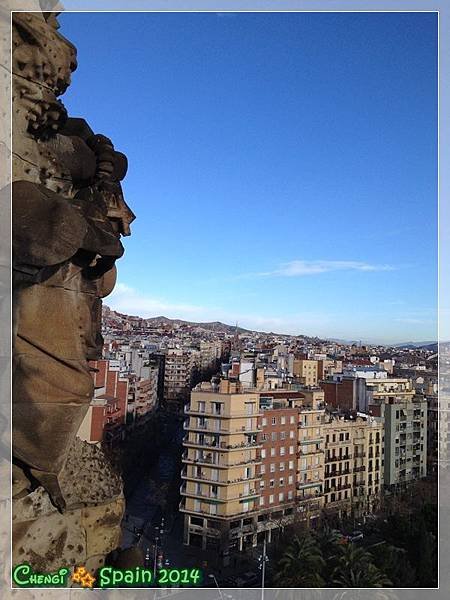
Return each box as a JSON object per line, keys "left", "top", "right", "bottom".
{"left": 331, "top": 544, "right": 392, "bottom": 588}
{"left": 273, "top": 533, "right": 325, "bottom": 587}
{"left": 314, "top": 524, "right": 342, "bottom": 558}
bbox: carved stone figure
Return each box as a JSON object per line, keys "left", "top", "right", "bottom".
{"left": 12, "top": 11, "right": 134, "bottom": 513}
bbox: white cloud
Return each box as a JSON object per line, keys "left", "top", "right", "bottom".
{"left": 105, "top": 282, "right": 330, "bottom": 334}
{"left": 253, "top": 260, "right": 396, "bottom": 278}
{"left": 106, "top": 283, "right": 208, "bottom": 318}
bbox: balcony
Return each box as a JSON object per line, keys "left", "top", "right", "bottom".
{"left": 182, "top": 454, "right": 261, "bottom": 468}
{"left": 326, "top": 468, "right": 351, "bottom": 477}
{"left": 179, "top": 501, "right": 259, "bottom": 520}
{"left": 184, "top": 405, "right": 262, "bottom": 419}
{"left": 298, "top": 438, "right": 323, "bottom": 445}
{"left": 325, "top": 483, "right": 351, "bottom": 493}
{"left": 296, "top": 480, "right": 322, "bottom": 490}
{"left": 184, "top": 421, "right": 262, "bottom": 434}
{"left": 326, "top": 455, "right": 352, "bottom": 463}
{"left": 353, "top": 466, "right": 366, "bottom": 473}
{"left": 297, "top": 492, "right": 322, "bottom": 502}
{"left": 180, "top": 485, "right": 221, "bottom": 501}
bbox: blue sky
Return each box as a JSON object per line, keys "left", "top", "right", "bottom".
{"left": 59, "top": 11, "right": 437, "bottom": 344}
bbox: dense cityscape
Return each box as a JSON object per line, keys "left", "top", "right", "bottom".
{"left": 75, "top": 305, "right": 439, "bottom": 588}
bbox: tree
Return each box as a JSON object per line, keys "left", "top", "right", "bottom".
{"left": 370, "top": 543, "right": 417, "bottom": 587}
{"left": 273, "top": 533, "right": 325, "bottom": 587}
{"left": 331, "top": 544, "right": 391, "bottom": 588}
{"left": 313, "top": 524, "right": 342, "bottom": 580}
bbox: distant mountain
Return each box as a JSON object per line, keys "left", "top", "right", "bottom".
{"left": 145, "top": 315, "right": 251, "bottom": 335}
{"left": 393, "top": 341, "right": 438, "bottom": 351}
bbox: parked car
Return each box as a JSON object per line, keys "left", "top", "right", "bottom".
{"left": 347, "top": 530, "right": 364, "bottom": 543}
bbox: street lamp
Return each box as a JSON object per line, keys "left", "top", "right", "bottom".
{"left": 208, "top": 574, "right": 224, "bottom": 600}
{"left": 153, "top": 534, "right": 160, "bottom": 579}
{"left": 153, "top": 517, "right": 165, "bottom": 579}
{"left": 257, "top": 534, "right": 269, "bottom": 600}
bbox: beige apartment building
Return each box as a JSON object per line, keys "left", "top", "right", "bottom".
{"left": 293, "top": 358, "right": 319, "bottom": 386}
{"left": 180, "top": 379, "right": 394, "bottom": 559}
{"left": 180, "top": 381, "right": 327, "bottom": 555}
{"left": 323, "top": 417, "right": 384, "bottom": 518}
{"left": 180, "top": 380, "right": 262, "bottom": 553}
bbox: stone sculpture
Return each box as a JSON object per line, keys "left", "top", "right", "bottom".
{"left": 12, "top": 11, "right": 134, "bottom": 570}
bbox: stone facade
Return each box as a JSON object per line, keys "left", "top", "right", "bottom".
{"left": 12, "top": 11, "right": 133, "bottom": 576}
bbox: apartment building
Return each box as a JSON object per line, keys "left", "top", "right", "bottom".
{"left": 77, "top": 359, "right": 128, "bottom": 445}
{"left": 323, "top": 417, "right": 383, "bottom": 518}
{"left": 164, "top": 349, "right": 195, "bottom": 407}
{"left": 180, "top": 380, "right": 261, "bottom": 554}
{"left": 379, "top": 398, "right": 427, "bottom": 487}
{"left": 427, "top": 393, "right": 438, "bottom": 475}
{"left": 180, "top": 381, "right": 326, "bottom": 556}
{"left": 293, "top": 358, "right": 318, "bottom": 386}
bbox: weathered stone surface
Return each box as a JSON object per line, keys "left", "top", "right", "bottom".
{"left": 12, "top": 486, "right": 56, "bottom": 522}
{"left": 11, "top": 9, "right": 134, "bottom": 579}
{"left": 13, "top": 509, "right": 86, "bottom": 571}
{"left": 82, "top": 497, "right": 125, "bottom": 557}
{"left": 12, "top": 10, "right": 134, "bottom": 509}
{"left": 59, "top": 437, "right": 122, "bottom": 508}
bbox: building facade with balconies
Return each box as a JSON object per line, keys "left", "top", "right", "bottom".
{"left": 180, "top": 380, "right": 262, "bottom": 554}
{"left": 381, "top": 398, "right": 427, "bottom": 487}
{"left": 323, "top": 417, "right": 384, "bottom": 518}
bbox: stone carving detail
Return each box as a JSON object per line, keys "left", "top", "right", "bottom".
{"left": 12, "top": 11, "right": 134, "bottom": 572}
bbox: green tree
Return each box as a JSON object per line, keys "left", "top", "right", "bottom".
{"left": 331, "top": 544, "right": 391, "bottom": 588}
{"left": 273, "top": 533, "right": 325, "bottom": 587}
{"left": 370, "top": 543, "right": 416, "bottom": 587}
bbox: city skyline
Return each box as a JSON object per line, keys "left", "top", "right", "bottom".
{"left": 60, "top": 11, "right": 438, "bottom": 344}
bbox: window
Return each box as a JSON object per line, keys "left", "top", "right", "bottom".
{"left": 260, "top": 465, "right": 266, "bottom": 475}
{"left": 262, "top": 417, "right": 267, "bottom": 426}
{"left": 280, "top": 462, "right": 285, "bottom": 471}
{"left": 271, "top": 432, "right": 277, "bottom": 441}
{"left": 281, "top": 416, "right": 286, "bottom": 425}
{"left": 270, "top": 463, "right": 276, "bottom": 473}
{"left": 288, "top": 475, "right": 293, "bottom": 484}
{"left": 261, "top": 433, "right": 268, "bottom": 441}
{"left": 261, "top": 449, "right": 266, "bottom": 459}
{"left": 269, "top": 495, "right": 274, "bottom": 504}
{"left": 290, "top": 415, "right": 295, "bottom": 424}
{"left": 289, "top": 460, "right": 294, "bottom": 470}
{"left": 279, "top": 478, "right": 284, "bottom": 486}
{"left": 280, "top": 431, "right": 286, "bottom": 440}
{"left": 288, "top": 490, "right": 293, "bottom": 500}
{"left": 260, "top": 481, "right": 265, "bottom": 489}
{"left": 289, "top": 430, "right": 295, "bottom": 439}
{"left": 272, "top": 417, "right": 276, "bottom": 425}
{"left": 289, "top": 446, "right": 294, "bottom": 455}
{"left": 279, "top": 492, "right": 284, "bottom": 502}
{"left": 259, "top": 497, "right": 265, "bottom": 506}
{"left": 270, "top": 447, "right": 276, "bottom": 457}
{"left": 269, "top": 480, "right": 275, "bottom": 488}
{"left": 280, "top": 447, "right": 286, "bottom": 456}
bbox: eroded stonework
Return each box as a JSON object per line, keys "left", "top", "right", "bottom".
{"left": 12, "top": 11, "right": 134, "bottom": 575}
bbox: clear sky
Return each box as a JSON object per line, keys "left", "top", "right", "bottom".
{"left": 59, "top": 11, "right": 437, "bottom": 344}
